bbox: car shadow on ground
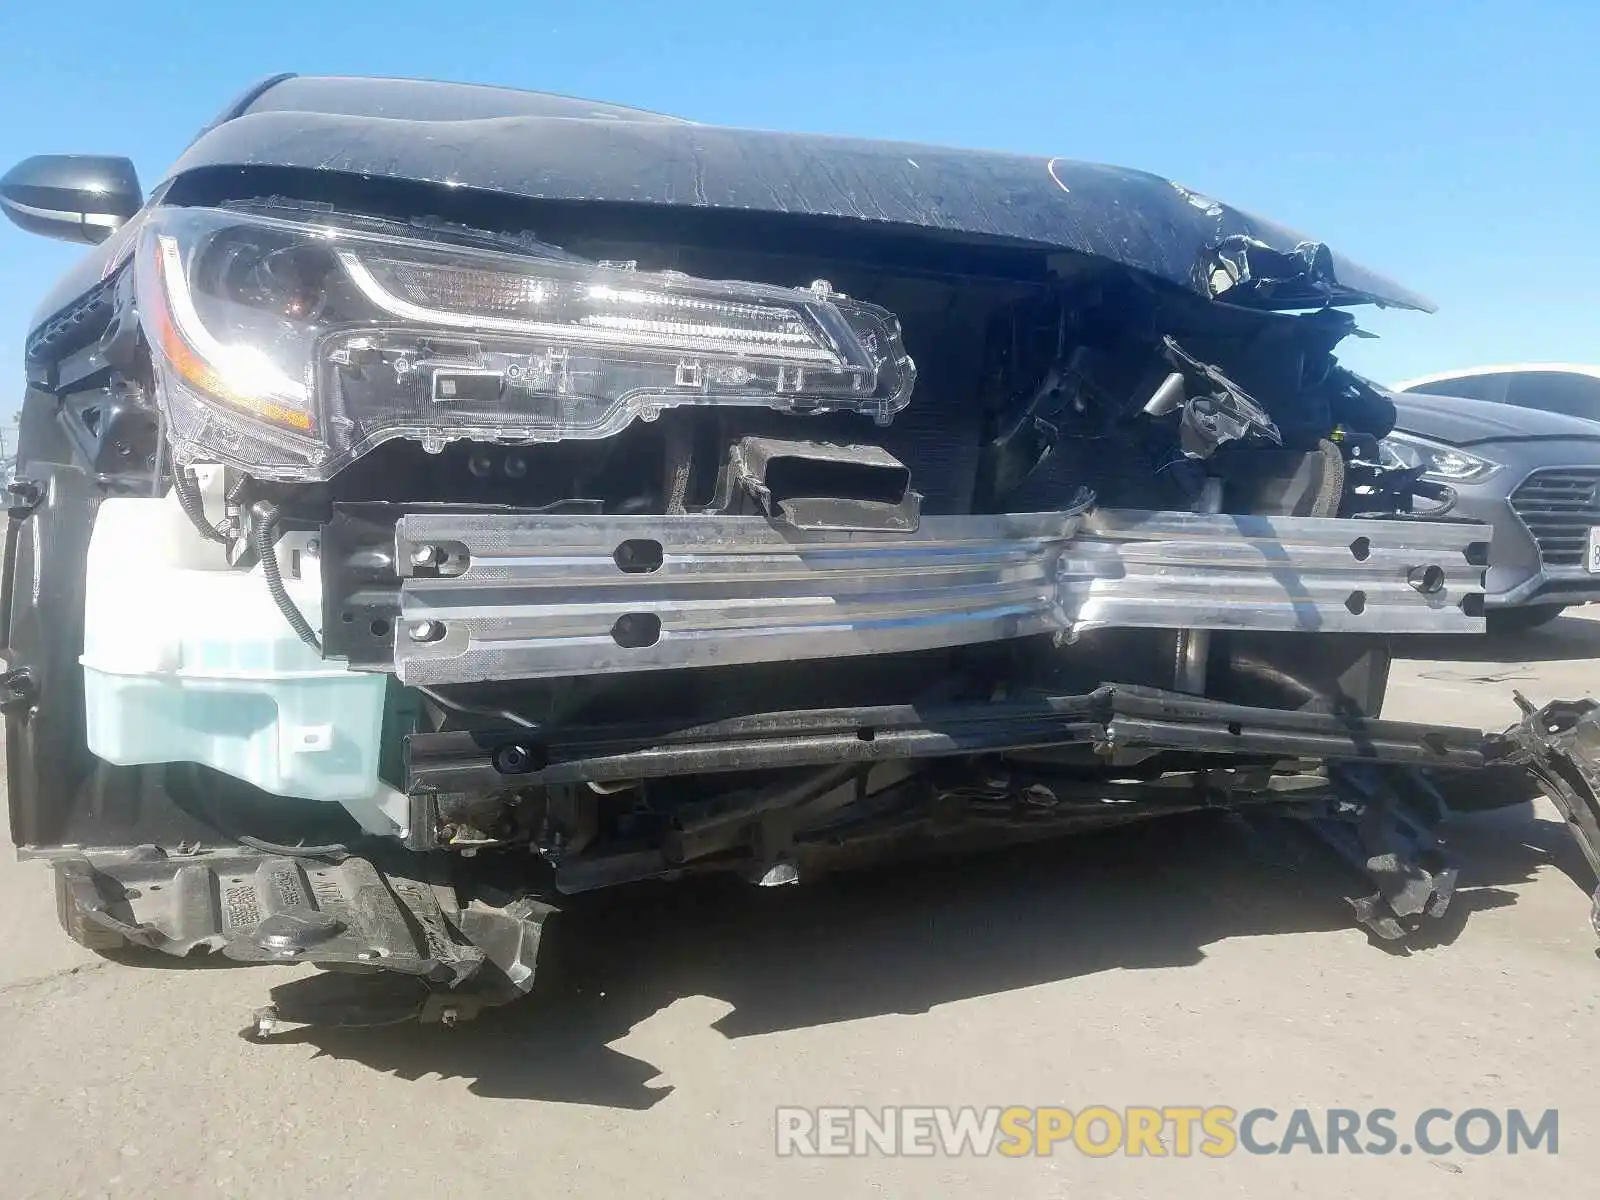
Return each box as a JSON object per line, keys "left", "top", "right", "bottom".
{"left": 1395, "top": 612, "right": 1600, "bottom": 664}
{"left": 260, "top": 803, "right": 1592, "bottom": 1108}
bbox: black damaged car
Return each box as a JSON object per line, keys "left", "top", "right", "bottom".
{"left": 4, "top": 73, "right": 1599, "bottom": 1034}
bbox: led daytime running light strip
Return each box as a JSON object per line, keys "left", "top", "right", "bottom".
{"left": 336, "top": 251, "right": 844, "bottom": 365}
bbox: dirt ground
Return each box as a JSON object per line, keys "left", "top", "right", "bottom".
{"left": 3, "top": 616, "right": 1598, "bottom": 1198}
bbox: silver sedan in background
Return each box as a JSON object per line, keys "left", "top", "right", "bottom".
{"left": 1388, "top": 365, "right": 1600, "bottom": 632}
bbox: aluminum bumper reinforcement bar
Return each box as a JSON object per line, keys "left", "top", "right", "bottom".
{"left": 321, "top": 504, "right": 1491, "bottom": 684}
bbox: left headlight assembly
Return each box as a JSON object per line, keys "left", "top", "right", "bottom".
{"left": 1378, "top": 430, "right": 1502, "bottom": 484}
{"left": 136, "top": 206, "right": 917, "bottom": 481}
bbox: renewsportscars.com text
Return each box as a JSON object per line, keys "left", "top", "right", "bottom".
{"left": 775, "top": 1106, "right": 1558, "bottom": 1158}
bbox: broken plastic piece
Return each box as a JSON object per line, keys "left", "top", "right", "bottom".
{"left": 1203, "top": 235, "right": 1348, "bottom": 309}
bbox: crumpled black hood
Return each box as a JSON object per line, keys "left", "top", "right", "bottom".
{"left": 155, "top": 74, "right": 1432, "bottom": 314}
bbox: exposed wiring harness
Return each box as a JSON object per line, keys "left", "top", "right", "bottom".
{"left": 251, "top": 501, "right": 323, "bottom": 655}
{"left": 171, "top": 466, "right": 231, "bottom": 544}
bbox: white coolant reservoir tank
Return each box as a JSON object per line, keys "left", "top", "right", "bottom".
{"left": 81, "top": 482, "right": 393, "bottom": 827}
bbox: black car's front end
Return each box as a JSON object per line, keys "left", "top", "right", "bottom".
{"left": 14, "top": 74, "right": 1600, "bottom": 1032}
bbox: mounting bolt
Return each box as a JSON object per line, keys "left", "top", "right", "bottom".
{"left": 1407, "top": 565, "right": 1446, "bottom": 595}
{"left": 493, "top": 744, "right": 537, "bottom": 774}
{"left": 440, "top": 1006, "right": 460, "bottom": 1029}
{"left": 408, "top": 619, "right": 443, "bottom": 643}
{"left": 410, "top": 544, "right": 439, "bottom": 568}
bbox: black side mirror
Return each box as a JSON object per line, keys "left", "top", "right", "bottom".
{"left": 0, "top": 155, "right": 142, "bottom": 246}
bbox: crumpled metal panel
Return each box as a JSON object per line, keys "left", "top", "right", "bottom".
{"left": 146, "top": 77, "right": 1431, "bottom": 310}
{"left": 388, "top": 506, "right": 1488, "bottom": 685}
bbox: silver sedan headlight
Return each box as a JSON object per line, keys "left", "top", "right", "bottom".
{"left": 1378, "top": 431, "right": 1501, "bottom": 484}
{"left": 136, "top": 206, "right": 916, "bottom": 481}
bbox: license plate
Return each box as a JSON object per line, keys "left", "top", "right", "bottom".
{"left": 1588, "top": 527, "right": 1600, "bottom": 574}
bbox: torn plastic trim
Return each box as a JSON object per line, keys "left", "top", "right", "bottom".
{"left": 54, "top": 847, "right": 474, "bottom": 972}
{"left": 1200, "top": 236, "right": 1381, "bottom": 310}
{"left": 1487, "top": 693, "right": 1600, "bottom": 933}
{"left": 52, "top": 844, "right": 556, "bottom": 1029}
{"left": 364, "top": 503, "right": 1490, "bottom": 685}
{"left": 1238, "top": 764, "right": 1462, "bottom": 942}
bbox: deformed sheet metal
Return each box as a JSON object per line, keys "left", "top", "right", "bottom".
{"left": 389, "top": 507, "right": 1489, "bottom": 685}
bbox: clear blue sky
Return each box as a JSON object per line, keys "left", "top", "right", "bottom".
{"left": 2, "top": 0, "right": 1596, "bottom": 424}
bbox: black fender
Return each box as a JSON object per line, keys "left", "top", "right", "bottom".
{"left": 2, "top": 385, "right": 217, "bottom": 851}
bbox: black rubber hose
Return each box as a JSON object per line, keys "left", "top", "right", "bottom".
{"left": 172, "top": 467, "right": 229, "bottom": 544}
{"left": 252, "top": 501, "right": 323, "bottom": 654}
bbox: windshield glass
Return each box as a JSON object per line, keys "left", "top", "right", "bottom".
{"left": 1502, "top": 370, "right": 1600, "bottom": 419}
{"left": 1404, "top": 369, "right": 1600, "bottom": 421}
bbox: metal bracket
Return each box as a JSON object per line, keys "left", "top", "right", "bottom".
{"left": 404, "top": 684, "right": 1487, "bottom": 795}
{"left": 1486, "top": 693, "right": 1600, "bottom": 935}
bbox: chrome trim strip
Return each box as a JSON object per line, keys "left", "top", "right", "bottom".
{"left": 389, "top": 507, "right": 1489, "bottom": 685}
